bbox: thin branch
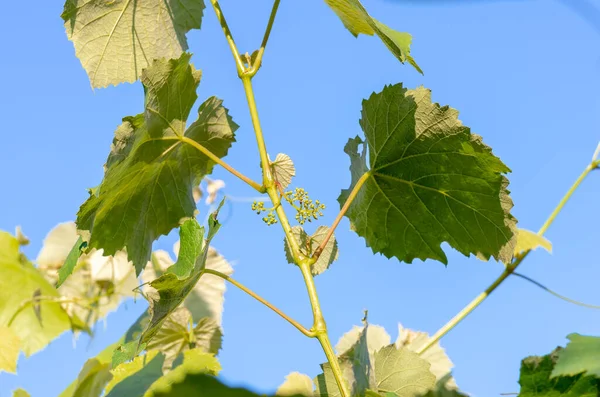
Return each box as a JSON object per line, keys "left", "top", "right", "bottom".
{"left": 512, "top": 272, "right": 600, "bottom": 310}
{"left": 177, "top": 136, "right": 264, "bottom": 192}
{"left": 202, "top": 268, "right": 315, "bottom": 338}
{"left": 208, "top": 0, "right": 246, "bottom": 75}
{"left": 247, "top": 0, "right": 281, "bottom": 77}
{"left": 7, "top": 296, "right": 93, "bottom": 327}
{"left": 417, "top": 149, "right": 599, "bottom": 355}
{"left": 313, "top": 171, "right": 371, "bottom": 260}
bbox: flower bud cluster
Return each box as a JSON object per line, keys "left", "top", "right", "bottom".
{"left": 251, "top": 201, "right": 278, "bottom": 225}
{"left": 283, "top": 188, "right": 326, "bottom": 225}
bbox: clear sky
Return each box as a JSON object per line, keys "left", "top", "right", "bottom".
{"left": 1, "top": 1, "right": 599, "bottom": 396}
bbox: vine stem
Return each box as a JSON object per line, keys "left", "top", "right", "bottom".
{"left": 314, "top": 171, "right": 371, "bottom": 259}
{"left": 417, "top": 154, "right": 599, "bottom": 355}
{"left": 211, "top": 3, "right": 351, "bottom": 395}
{"left": 247, "top": 0, "right": 281, "bottom": 77}
{"left": 202, "top": 269, "right": 315, "bottom": 337}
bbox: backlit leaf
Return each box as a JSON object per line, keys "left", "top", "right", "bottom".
{"left": 514, "top": 229, "right": 552, "bottom": 256}
{"left": 518, "top": 349, "right": 599, "bottom": 396}
{"left": 552, "top": 334, "right": 600, "bottom": 378}
{"left": 12, "top": 389, "right": 30, "bottom": 397}
{"left": 62, "top": 0, "right": 205, "bottom": 88}
{"left": 0, "top": 231, "right": 73, "bottom": 356}
{"left": 0, "top": 326, "right": 20, "bottom": 374}
{"left": 284, "top": 226, "right": 339, "bottom": 275}
{"left": 323, "top": 0, "right": 421, "bottom": 72}
{"left": 271, "top": 153, "right": 296, "bottom": 190}
{"left": 339, "top": 83, "right": 516, "bottom": 265}
{"left": 315, "top": 358, "right": 355, "bottom": 397}
{"left": 77, "top": 54, "right": 237, "bottom": 274}
{"left": 277, "top": 372, "right": 314, "bottom": 396}
{"left": 374, "top": 345, "right": 436, "bottom": 396}
{"left": 105, "top": 351, "right": 165, "bottom": 396}
{"left": 71, "top": 359, "right": 113, "bottom": 397}
{"left": 57, "top": 236, "right": 84, "bottom": 287}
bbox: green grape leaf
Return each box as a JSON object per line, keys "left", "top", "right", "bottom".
{"left": 271, "top": 153, "right": 296, "bottom": 190}
{"left": 146, "top": 307, "right": 222, "bottom": 369}
{"left": 514, "top": 229, "right": 552, "bottom": 256}
{"left": 71, "top": 359, "right": 113, "bottom": 397}
{"left": 105, "top": 351, "right": 165, "bottom": 396}
{"left": 552, "top": 334, "right": 600, "bottom": 378}
{"left": 396, "top": 324, "right": 456, "bottom": 389}
{"left": 112, "top": 341, "right": 146, "bottom": 368}
{"left": 277, "top": 372, "right": 315, "bottom": 396}
{"left": 77, "top": 54, "right": 237, "bottom": 274}
{"left": 57, "top": 236, "right": 85, "bottom": 287}
{"left": 284, "top": 226, "right": 339, "bottom": 275}
{"left": 0, "top": 326, "right": 20, "bottom": 374}
{"left": 335, "top": 323, "right": 391, "bottom": 356}
{"left": 323, "top": 0, "right": 421, "bottom": 73}
{"left": 0, "top": 231, "right": 73, "bottom": 356}
{"left": 61, "top": 0, "right": 205, "bottom": 88}
{"left": 166, "top": 220, "right": 204, "bottom": 279}
{"left": 374, "top": 345, "right": 436, "bottom": 396}
{"left": 12, "top": 389, "right": 30, "bottom": 397}
{"left": 143, "top": 243, "right": 233, "bottom": 325}
{"left": 139, "top": 207, "right": 223, "bottom": 349}
{"left": 145, "top": 349, "right": 221, "bottom": 396}
{"left": 339, "top": 84, "right": 516, "bottom": 265}
{"left": 518, "top": 349, "right": 600, "bottom": 396}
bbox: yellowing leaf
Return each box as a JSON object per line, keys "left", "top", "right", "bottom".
{"left": 514, "top": 228, "right": 552, "bottom": 255}
{"left": 62, "top": 0, "right": 206, "bottom": 87}
{"left": 0, "top": 326, "right": 20, "bottom": 374}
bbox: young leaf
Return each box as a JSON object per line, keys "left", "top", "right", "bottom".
{"left": 323, "top": 0, "right": 421, "bottom": 73}
{"left": 374, "top": 345, "right": 436, "bottom": 396}
{"left": 284, "top": 226, "right": 339, "bottom": 275}
{"left": 12, "top": 389, "right": 30, "bottom": 397}
{"left": 77, "top": 54, "right": 237, "bottom": 274}
{"left": 551, "top": 334, "right": 600, "bottom": 378}
{"left": 315, "top": 358, "right": 355, "bottom": 397}
{"left": 0, "top": 326, "right": 20, "bottom": 374}
{"left": 71, "top": 359, "right": 113, "bottom": 397}
{"left": 335, "top": 323, "right": 391, "bottom": 356}
{"left": 277, "top": 372, "right": 315, "bottom": 396}
{"left": 112, "top": 341, "right": 145, "bottom": 368}
{"left": 514, "top": 228, "right": 552, "bottom": 256}
{"left": 139, "top": 209, "right": 223, "bottom": 349}
{"left": 339, "top": 84, "right": 517, "bottom": 265}
{"left": 146, "top": 307, "right": 222, "bottom": 369}
{"left": 57, "top": 236, "right": 85, "bottom": 287}
{"left": 518, "top": 349, "right": 599, "bottom": 396}
{"left": 0, "top": 231, "right": 73, "bottom": 356}
{"left": 61, "top": 0, "right": 205, "bottom": 88}
{"left": 271, "top": 153, "right": 296, "bottom": 190}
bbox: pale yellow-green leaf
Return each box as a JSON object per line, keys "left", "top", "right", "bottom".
{"left": 61, "top": 0, "right": 206, "bottom": 88}
{"left": 284, "top": 226, "right": 339, "bottom": 275}
{"left": 277, "top": 372, "right": 315, "bottom": 396}
{"left": 12, "top": 389, "right": 30, "bottom": 397}
{"left": 514, "top": 228, "right": 552, "bottom": 255}
{"left": 0, "top": 231, "right": 73, "bottom": 356}
{"left": 335, "top": 324, "right": 391, "bottom": 356}
{"left": 271, "top": 153, "right": 296, "bottom": 190}
{"left": 374, "top": 345, "right": 436, "bottom": 396}
{"left": 0, "top": 326, "right": 20, "bottom": 373}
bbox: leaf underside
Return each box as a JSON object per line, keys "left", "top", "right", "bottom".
{"left": 62, "top": 0, "right": 206, "bottom": 88}
{"left": 338, "top": 83, "right": 517, "bottom": 265}
{"left": 77, "top": 54, "right": 237, "bottom": 274}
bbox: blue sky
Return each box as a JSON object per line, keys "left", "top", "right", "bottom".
{"left": 1, "top": 0, "right": 600, "bottom": 396}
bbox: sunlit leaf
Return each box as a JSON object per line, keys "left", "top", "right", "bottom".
{"left": 105, "top": 351, "right": 165, "bottom": 396}
{"left": 323, "top": 0, "right": 421, "bottom": 72}
{"left": 374, "top": 345, "right": 436, "bottom": 396}
{"left": 518, "top": 349, "right": 599, "bottom": 396}
{"left": 339, "top": 83, "right": 516, "bottom": 265}
{"left": 0, "top": 326, "right": 20, "bottom": 374}
{"left": 71, "top": 359, "right": 113, "bottom": 397}
{"left": 284, "top": 226, "right": 339, "bottom": 275}
{"left": 57, "top": 236, "right": 84, "bottom": 287}
{"left": 514, "top": 228, "right": 552, "bottom": 256}
{"left": 61, "top": 0, "right": 206, "bottom": 87}
{"left": 77, "top": 54, "right": 237, "bottom": 274}
{"left": 0, "top": 231, "right": 73, "bottom": 356}
{"left": 12, "top": 389, "right": 30, "bottom": 397}
{"left": 277, "top": 372, "right": 314, "bottom": 396}
{"left": 552, "top": 334, "right": 600, "bottom": 378}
